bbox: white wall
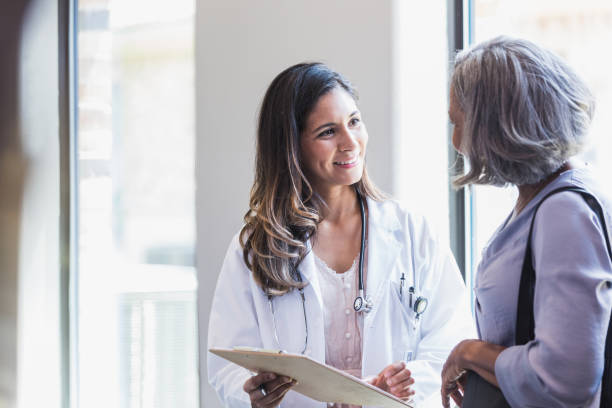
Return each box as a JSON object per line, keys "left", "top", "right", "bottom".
{"left": 195, "top": 2, "right": 449, "bottom": 406}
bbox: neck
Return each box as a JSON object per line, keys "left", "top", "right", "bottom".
{"left": 515, "top": 161, "right": 573, "bottom": 215}
{"left": 317, "top": 185, "right": 360, "bottom": 223}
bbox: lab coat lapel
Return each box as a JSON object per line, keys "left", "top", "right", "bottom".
{"left": 295, "top": 242, "right": 326, "bottom": 361}
{"left": 297, "top": 242, "right": 324, "bottom": 311}
{"left": 364, "top": 198, "right": 402, "bottom": 322}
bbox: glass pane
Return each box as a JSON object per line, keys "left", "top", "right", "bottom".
{"left": 394, "top": 0, "right": 451, "bottom": 246}
{"left": 471, "top": 0, "right": 612, "bottom": 263}
{"left": 76, "top": 0, "right": 198, "bottom": 407}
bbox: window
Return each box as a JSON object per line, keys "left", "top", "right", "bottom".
{"left": 75, "top": 0, "right": 198, "bottom": 406}
{"left": 469, "top": 0, "right": 612, "bottom": 266}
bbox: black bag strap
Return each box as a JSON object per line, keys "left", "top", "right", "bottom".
{"left": 515, "top": 186, "right": 612, "bottom": 407}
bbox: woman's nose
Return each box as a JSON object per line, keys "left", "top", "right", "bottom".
{"left": 337, "top": 126, "right": 358, "bottom": 151}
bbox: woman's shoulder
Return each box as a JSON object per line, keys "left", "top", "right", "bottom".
{"left": 368, "top": 197, "right": 437, "bottom": 239}
{"left": 226, "top": 229, "right": 245, "bottom": 252}
{"left": 538, "top": 168, "right": 612, "bottom": 222}
{"left": 532, "top": 169, "right": 612, "bottom": 246}
{"left": 368, "top": 197, "right": 425, "bottom": 219}
{"left": 219, "top": 229, "right": 250, "bottom": 272}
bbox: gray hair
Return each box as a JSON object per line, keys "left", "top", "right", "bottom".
{"left": 451, "top": 36, "right": 595, "bottom": 187}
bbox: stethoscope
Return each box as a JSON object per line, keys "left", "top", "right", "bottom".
{"left": 268, "top": 273, "right": 308, "bottom": 354}
{"left": 352, "top": 188, "right": 372, "bottom": 313}
{"left": 267, "top": 188, "right": 428, "bottom": 353}
{"left": 352, "top": 189, "right": 428, "bottom": 319}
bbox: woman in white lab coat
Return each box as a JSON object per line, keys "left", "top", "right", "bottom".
{"left": 207, "top": 62, "right": 473, "bottom": 408}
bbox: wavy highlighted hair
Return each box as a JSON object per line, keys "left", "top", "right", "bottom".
{"left": 451, "top": 36, "right": 595, "bottom": 187}
{"left": 240, "top": 62, "right": 383, "bottom": 296}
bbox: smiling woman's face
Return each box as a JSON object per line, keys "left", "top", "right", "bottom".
{"left": 300, "top": 87, "right": 368, "bottom": 194}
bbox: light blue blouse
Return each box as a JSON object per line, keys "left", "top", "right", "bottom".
{"left": 474, "top": 168, "right": 612, "bottom": 408}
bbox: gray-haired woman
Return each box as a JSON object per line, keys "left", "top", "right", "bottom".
{"left": 441, "top": 36, "right": 612, "bottom": 408}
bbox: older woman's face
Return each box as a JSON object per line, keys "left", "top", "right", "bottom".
{"left": 448, "top": 87, "right": 465, "bottom": 152}
{"left": 300, "top": 87, "right": 368, "bottom": 193}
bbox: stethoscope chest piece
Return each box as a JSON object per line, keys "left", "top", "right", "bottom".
{"left": 413, "top": 296, "right": 428, "bottom": 319}
{"left": 353, "top": 292, "right": 373, "bottom": 313}
{"left": 408, "top": 285, "right": 428, "bottom": 320}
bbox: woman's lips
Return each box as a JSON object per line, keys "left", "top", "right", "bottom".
{"left": 333, "top": 157, "right": 359, "bottom": 168}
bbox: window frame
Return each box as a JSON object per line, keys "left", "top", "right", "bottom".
{"left": 59, "top": 0, "right": 77, "bottom": 407}
{"left": 447, "top": 0, "right": 475, "bottom": 279}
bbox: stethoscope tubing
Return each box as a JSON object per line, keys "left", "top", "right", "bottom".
{"left": 357, "top": 187, "right": 366, "bottom": 293}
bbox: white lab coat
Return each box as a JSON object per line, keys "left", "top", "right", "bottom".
{"left": 207, "top": 198, "right": 475, "bottom": 407}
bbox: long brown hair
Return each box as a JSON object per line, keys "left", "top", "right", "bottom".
{"left": 240, "top": 62, "right": 383, "bottom": 296}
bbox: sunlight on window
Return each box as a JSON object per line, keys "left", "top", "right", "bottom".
{"left": 76, "top": 0, "right": 198, "bottom": 407}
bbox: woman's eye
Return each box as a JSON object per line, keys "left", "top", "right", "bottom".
{"left": 318, "top": 128, "right": 335, "bottom": 138}
{"left": 349, "top": 117, "right": 361, "bottom": 126}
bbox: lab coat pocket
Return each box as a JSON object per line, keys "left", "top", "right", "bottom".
{"left": 388, "top": 281, "right": 418, "bottom": 362}
{"left": 390, "top": 280, "right": 419, "bottom": 323}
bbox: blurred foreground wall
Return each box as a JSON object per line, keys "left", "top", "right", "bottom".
{"left": 1, "top": 1, "right": 63, "bottom": 407}
{"left": 0, "top": 3, "right": 30, "bottom": 407}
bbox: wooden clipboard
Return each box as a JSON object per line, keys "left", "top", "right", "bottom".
{"left": 209, "top": 347, "right": 413, "bottom": 408}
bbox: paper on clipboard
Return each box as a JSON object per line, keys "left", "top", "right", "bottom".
{"left": 209, "top": 347, "right": 413, "bottom": 408}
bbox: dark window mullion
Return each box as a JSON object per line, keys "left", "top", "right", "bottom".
{"left": 447, "top": 0, "right": 467, "bottom": 279}
{"left": 58, "top": 0, "right": 78, "bottom": 407}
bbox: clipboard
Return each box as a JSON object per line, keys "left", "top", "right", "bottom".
{"left": 209, "top": 347, "right": 413, "bottom": 408}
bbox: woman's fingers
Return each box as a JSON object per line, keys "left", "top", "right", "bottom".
{"left": 243, "top": 372, "right": 297, "bottom": 407}
{"left": 381, "top": 361, "right": 409, "bottom": 380}
{"left": 243, "top": 372, "right": 276, "bottom": 394}
{"left": 388, "top": 373, "right": 414, "bottom": 388}
{"left": 255, "top": 379, "right": 297, "bottom": 408}
{"left": 386, "top": 366, "right": 412, "bottom": 385}
{"left": 441, "top": 372, "right": 465, "bottom": 408}
{"left": 393, "top": 386, "right": 415, "bottom": 401}
{"left": 370, "top": 361, "right": 416, "bottom": 398}
{"left": 450, "top": 388, "right": 464, "bottom": 406}
{"left": 263, "top": 375, "right": 295, "bottom": 395}
{"left": 441, "top": 379, "right": 456, "bottom": 408}
{"left": 366, "top": 374, "right": 383, "bottom": 389}
{"left": 441, "top": 388, "right": 451, "bottom": 408}
{"left": 440, "top": 344, "right": 468, "bottom": 407}
{"left": 389, "top": 377, "right": 415, "bottom": 396}
{"left": 378, "top": 361, "right": 414, "bottom": 397}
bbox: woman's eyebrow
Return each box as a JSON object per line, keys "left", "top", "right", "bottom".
{"left": 312, "top": 122, "right": 336, "bottom": 134}
{"left": 311, "top": 111, "right": 360, "bottom": 134}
